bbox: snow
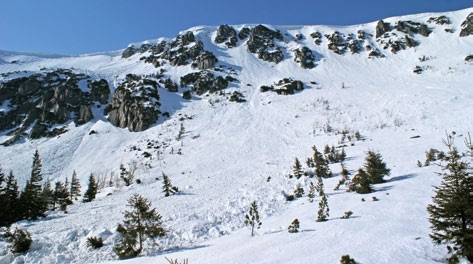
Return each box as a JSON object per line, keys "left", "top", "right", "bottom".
{"left": 0, "top": 7, "right": 473, "bottom": 264}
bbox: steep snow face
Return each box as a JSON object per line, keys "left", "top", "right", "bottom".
{"left": 0, "top": 8, "right": 472, "bottom": 264}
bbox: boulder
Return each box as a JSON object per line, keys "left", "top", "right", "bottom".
{"left": 376, "top": 20, "right": 392, "bottom": 38}
{"left": 192, "top": 51, "right": 218, "bottom": 70}
{"left": 460, "top": 12, "right": 473, "bottom": 37}
{"left": 215, "top": 25, "right": 238, "bottom": 48}
{"left": 293, "top": 47, "right": 315, "bottom": 69}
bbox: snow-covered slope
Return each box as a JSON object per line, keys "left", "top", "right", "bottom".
{"left": 0, "top": 8, "right": 472, "bottom": 264}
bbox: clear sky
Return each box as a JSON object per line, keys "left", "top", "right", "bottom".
{"left": 1, "top": 0, "right": 472, "bottom": 55}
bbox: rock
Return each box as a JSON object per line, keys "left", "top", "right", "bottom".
{"left": 460, "top": 12, "right": 473, "bottom": 37}
{"left": 180, "top": 71, "right": 228, "bottom": 95}
{"left": 107, "top": 75, "right": 161, "bottom": 132}
{"left": 376, "top": 20, "right": 392, "bottom": 38}
{"left": 293, "top": 47, "right": 315, "bottom": 69}
{"left": 395, "top": 21, "right": 432, "bottom": 37}
{"left": 215, "top": 25, "right": 238, "bottom": 48}
{"left": 310, "top": 32, "right": 322, "bottom": 45}
{"left": 122, "top": 46, "right": 137, "bottom": 58}
{"left": 326, "top": 31, "right": 348, "bottom": 55}
{"left": 238, "top": 27, "right": 251, "bottom": 40}
{"left": 192, "top": 51, "right": 218, "bottom": 70}
{"left": 88, "top": 79, "right": 110, "bottom": 104}
{"left": 261, "top": 78, "right": 304, "bottom": 95}
{"left": 413, "top": 66, "right": 423, "bottom": 74}
{"left": 404, "top": 35, "right": 418, "bottom": 48}
{"left": 427, "top": 16, "right": 451, "bottom": 25}
{"left": 76, "top": 105, "right": 94, "bottom": 125}
{"left": 465, "top": 55, "right": 473, "bottom": 62}
{"left": 246, "top": 25, "right": 285, "bottom": 63}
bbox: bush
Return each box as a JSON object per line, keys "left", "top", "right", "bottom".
{"left": 340, "top": 254, "right": 357, "bottom": 264}
{"left": 341, "top": 211, "right": 353, "bottom": 219}
{"left": 5, "top": 227, "right": 32, "bottom": 254}
{"left": 87, "top": 236, "right": 104, "bottom": 249}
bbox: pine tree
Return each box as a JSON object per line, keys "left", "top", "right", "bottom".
{"left": 176, "top": 122, "right": 185, "bottom": 141}
{"left": 70, "top": 170, "right": 81, "bottom": 200}
{"left": 244, "top": 201, "right": 262, "bottom": 237}
{"left": 334, "top": 161, "right": 351, "bottom": 191}
{"left": 313, "top": 146, "right": 332, "bottom": 178}
{"left": 317, "top": 193, "right": 329, "bottom": 222}
{"left": 288, "top": 218, "right": 300, "bottom": 233}
{"left": 364, "top": 150, "right": 390, "bottom": 184}
{"left": 349, "top": 168, "right": 372, "bottom": 194}
{"left": 114, "top": 194, "right": 166, "bottom": 259}
{"left": 427, "top": 134, "right": 473, "bottom": 263}
{"left": 20, "top": 150, "right": 46, "bottom": 220}
{"left": 315, "top": 176, "right": 325, "bottom": 196}
{"left": 162, "top": 173, "right": 178, "bottom": 197}
{"left": 54, "top": 181, "right": 72, "bottom": 212}
{"left": 0, "top": 165, "right": 6, "bottom": 225}
{"left": 292, "top": 158, "right": 304, "bottom": 179}
{"left": 1, "top": 171, "right": 19, "bottom": 226}
{"left": 83, "top": 174, "right": 98, "bottom": 203}
{"left": 307, "top": 181, "right": 316, "bottom": 202}
{"left": 42, "top": 179, "right": 55, "bottom": 210}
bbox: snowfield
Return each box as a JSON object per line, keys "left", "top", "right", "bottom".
{"left": 0, "top": 8, "right": 472, "bottom": 264}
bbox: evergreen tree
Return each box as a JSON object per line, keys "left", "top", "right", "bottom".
{"left": 364, "top": 150, "right": 390, "bottom": 184}
{"left": 349, "top": 168, "right": 372, "bottom": 194}
{"left": 427, "top": 134, "right": 473, "bottom": 263}
{"left": 83, "top": 174, "right": 98, "bottom": 203}
{"left": 334, "top": 161, "right": 351, "bottom": 191}
{"left": 244, "top": 201, "right": 262, "bottom": 237}
{"left": 317, "top": 193, "right": 330, "bottom": 222}
{"left": 20, "top": 150, "right": 46, "bottom": 220}
{"left": 162, "top": 173, "right": 178, "bottom": 197}
{"left": 176, "top": 122, "right": 185, "bottom": 141}
{"left": 315, "top": 176, "right": 325, "bottom": 196}
{"left": 70, "top": 170, "right": 81, "bottom": 200}
{"left": 42, "top": 180, "right": 55, "bottom": 210}
{"left": 292, "top": 158, "right": 304, "bottom": 179}
{"left": 114, "top": 194, "right": 166, "bottom": 259}
{"left": 340, "top": 254, "right": 357, "bottom": 264}
{"left": 307, "top": 181, "right": 316, "bottom": 202}
{"left": 1, "top": 171, "right": 19, "bottom": 226}
{"left": 294, "top": 186, "right": 305, "bottom": 198}
{"left": 288, "top": 218, "right": 300, "bottom": 233}
{"left": 5, "top": 227, "right": 32, "bottom": 253}
{"left": 54, "top": 181, "right": 72, "bottom": 212}
{"left": 313, "top": 146, "right": 332, "bottom": 178}
{"left": 0, "top": 165, "right": 6, "bottom": 225}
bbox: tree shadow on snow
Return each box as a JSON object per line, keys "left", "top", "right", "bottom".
{"left": 387, "top": 173, "right": 417, "bottom": 183}
{"left": 156, "top": 244, "right": 209, "bottom": 256}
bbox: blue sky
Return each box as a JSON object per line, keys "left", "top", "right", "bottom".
{"left": 1, "top": 0, "right": 472, "bottom": 55}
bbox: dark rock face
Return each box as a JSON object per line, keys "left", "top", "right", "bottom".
{"left": 376, "top": 20, "right": 392, "bottom": 38}
{"left": 326, "top": 31, "right": 348, "bottom": 55}
{"left": 121, "top": 31, "right": 217, "bottom": 70}
{"left": 215, "top": 25, "right": 238, "bottom": 48}
{"left": 293, "top": 47, "right": 315, "bottom": 69}
{"left": 260, "top": 78, "right": 304, "bottom": 95}
{"left": 238, "top": 27, "right": 251, "bottom": 40}
{"left": 460, "top": 12, "right": 473, "bottom": 37}
{"left": 107, "top": 74, "right": 160, "bottom": 132}
{"left": 310, "top": 32, "right": 322, "bottom": 45}
{"left": 246, "top": 25, "right": 285, "bottom": 63}
{"left": 465, "top": 55, "right": 473, "bottom": 62}
{"left": 0, "top": 69, "right": 110, "bottom": 143}
{"left": 395, "top": 21, "right": 432, "bottom": 37}
{"left": 428, "top": 16, "right": 451, "bottom": 25}
{"left": 180, "top": 71, "right": 229, "bottom": 95}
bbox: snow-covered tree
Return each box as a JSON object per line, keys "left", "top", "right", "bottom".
{"left": 317, "top": 193, "right": 329, "bottom": 222}
{"left": 315, "top": 176, "right": 325, "bottom": 196}
{"left": 114, "top": 194, "right": 166, "bottom": 259}
{"left": 308, "top": 181, "right": 316, "bottom": 202}
{"left": 349, "top": 168, "right": 372, "bottom": 194}
{"left": 244, "top": 201, "right": 262, "bottom": 237}
{"left": 292, "top": 158, "right": 304, "bottom": 179}
{"left": 427, "top": 134, "right": 473, "bottom": 263}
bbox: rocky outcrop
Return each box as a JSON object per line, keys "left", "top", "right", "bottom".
{"left": 260, "top": 78, "right": 304, "bottom": 95}
{"left": 310, "top": 32, "right": 322, "bottom": 45}
{"left": 246, "top": 25, "right": 284, "bottom": 63}
{"left": 180, "top": 71, "right": 230, "bottom": 95}
{"left": 460, "top": 12, "right": 473, "bottom": 37}
{"left": 293, "top": 47, "right": 315, "bottom": 69}
{"left": 215, "top": 25, "right": 238, "bottom": 48}
{"left": 465, "top": 55, "right": 473, "bottom": 62}
{"left": 122, "top": 31, "right": 217, "bottom": 69}
{"left": 427, "top": 16, "right": 451, "bottom": 25}
{"left": 326, "top": 31, "right": 348, "bottom": 55}
{"left": 0, "top": 69, "right": 110, "bottom": 142}
{"left": 107, "top": 74, "right": 160, "bottom": 132}
{"left": 238, "top": 27, "right": 251, "bottom": 40}
{"left": 376, "top": 20, "right": 392, "bottom": 38}
{"left": 395, "top": 21, "right": 432, "bottom": 37}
